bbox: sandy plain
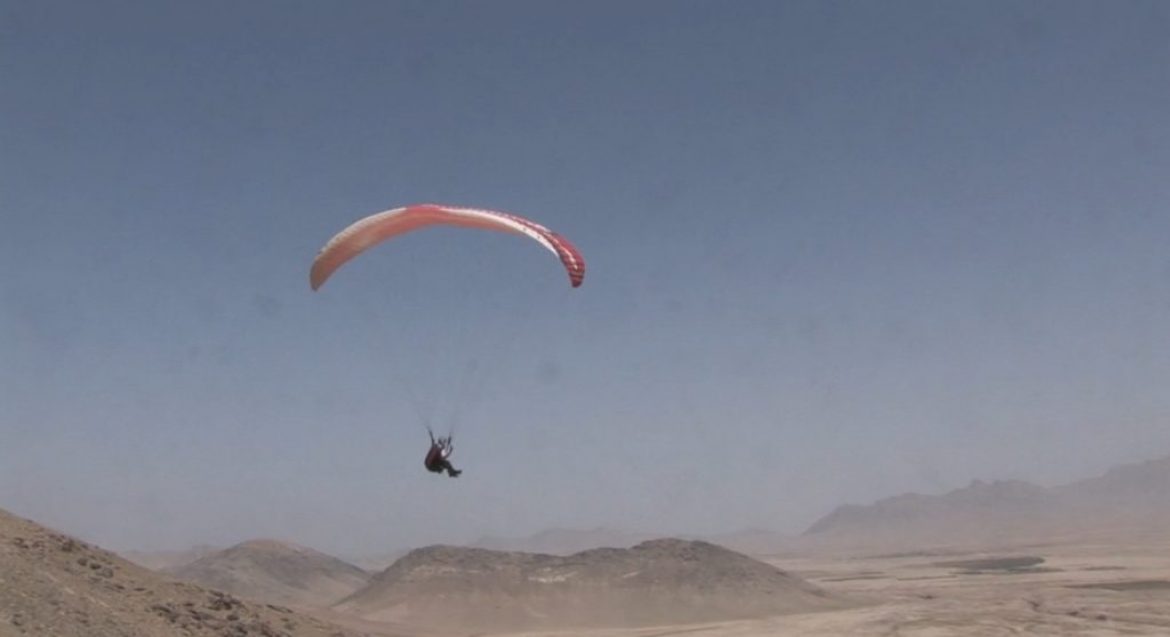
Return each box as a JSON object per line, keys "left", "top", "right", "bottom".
{"left": 306, "top": 538, "right": 1170, "bottom": 637}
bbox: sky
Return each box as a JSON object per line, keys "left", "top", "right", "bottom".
{"left": 2, "top": 0, "right": 1169, "bottom": 556}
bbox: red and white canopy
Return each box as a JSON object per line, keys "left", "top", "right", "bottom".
{"left": 310, "top": 203, "right": 586, "bottom": 291}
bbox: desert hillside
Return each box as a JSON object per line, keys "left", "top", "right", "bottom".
{"left": 336, "top": 538, "right": 846, "bottom": 631}
{"left": 168, "top": 539, "right": 370, "bottom": 607}
{"left": 0, "top": 507, "right": 355, "bottom": 637}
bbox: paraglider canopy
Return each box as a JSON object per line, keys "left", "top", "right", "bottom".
{"left": 309, "top": 203, "right": 585, "bottom": 291}
{"left": 307, "top": 202, "right": 586, "bottom": 447}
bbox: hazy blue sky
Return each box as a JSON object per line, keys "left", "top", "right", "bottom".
{"left": 2, "top": 0, "right": 1169, "bottom": 555}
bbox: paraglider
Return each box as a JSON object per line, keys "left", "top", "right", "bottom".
{"left": 309, "top": 203, "right": 586, "bottom": 479}
{"left": 424, "top": 428, "right": 461, "bottom": 477}
{"left": 309, "top": 203, "right": 585, "bottom": 291}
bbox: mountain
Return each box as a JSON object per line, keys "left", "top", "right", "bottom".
{"left": 1054, "top": 456, "right": 1170, "bottom": 510}
{"left": 167, "top": 539, "right": 371, "bottom": 607}
{"left": 0, "top": 506, "right": 356, "bottom": 637}
{"left": 335, "top": 538, "right": 846, "bottom": 631}
{"left": 802, "top": 454, "right": 1170, "bottom": 549}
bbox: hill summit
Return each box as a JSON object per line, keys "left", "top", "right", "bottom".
{"left": 167, "top": 538, "right": 370, "bottom": 607}
{"left": 336, "top": 538, "right": 844, "bottom": 631}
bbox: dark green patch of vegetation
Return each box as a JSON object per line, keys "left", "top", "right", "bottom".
{"left": 932, "top": 556, "right": 1045, "bottom": 572}
{"left": 956, "top": 567, "right": 1061, "bottom": 575}
{"left": 821, "top": 573, "right": 887, "bottom": 582}
{"left": 1069, "top": 579, "right": 1170, "bottom": 592}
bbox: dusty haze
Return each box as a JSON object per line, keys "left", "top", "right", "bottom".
{"left": 2, "top": 0, "right": 1168, "bottom": 586}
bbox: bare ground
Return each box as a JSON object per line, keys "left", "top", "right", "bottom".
{"left": 7, "top": 501, "right": 1170, "bottom": 636}
{"left": 486, "top": 539, "right": 1170, "bottom": 637}
{"left": 0, "top": 508, "right": 359, "bottom": 637}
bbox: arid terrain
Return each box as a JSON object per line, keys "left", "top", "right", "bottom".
{"left": 5, "top": 455, "right": 1170, "bottom": 636}
{"left": 412, "top": 537, "right": 1169, "bottom": 637}
{"left": 721, "top": 539, "right": 1170, "bottom": 636}
{"left": 0, "top": 508, "right": 357, "bottom": 637}
{"left": 10, "top": 524, "right": 1170, "bottom": 637}
{"left": 334, "top": 539, "right": 846, "bottom": 632}
{"left": 8, "top": 1, "right": 1167, "bottom": 634}
{"left": 200, "top": 535, "right": 1170, "bottom": 636}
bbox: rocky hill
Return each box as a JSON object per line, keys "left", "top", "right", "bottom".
{"left": 335, "top": 538, "right": 845, "bottom": 631}
{"left": 0, "top": 507, "right": 355, "bottom": 637}
{"left": 168, "top": 539, "right": 370, "bottom": 607}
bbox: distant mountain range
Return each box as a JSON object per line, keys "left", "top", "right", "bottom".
{"left": 126, "top": 453, "right": 1170, "bottom": 589}
{"left": 9, "top": 453, "right": 1170, "bottom": 635}
{"left": 801, "top": 455, "right": 1170, "bottom": 549}
{"left": 467, "top": 455, "right": 1170, "bottom": 555}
